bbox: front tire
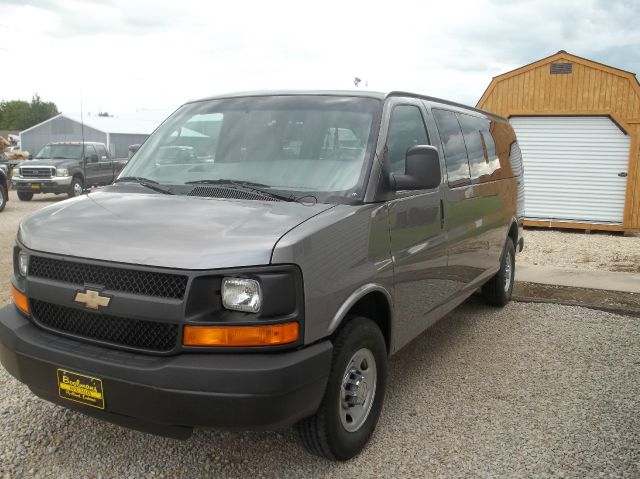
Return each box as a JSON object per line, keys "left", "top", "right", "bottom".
{"left": 482, "top": 238, "right": 516, "bottom": 306}
{"left": 17, "top": 191, "right": 33, "bottom": 201}
{"left": 68, "top": 177, "right": 84, "bottom": 198}
{"left": 297, "top": 316, "right": 387, "bottom": 460}
{"left": 0, "top": 184, "right": 6, "bottom": 211}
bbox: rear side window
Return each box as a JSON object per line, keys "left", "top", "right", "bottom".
{"left": 432, "top": 109, "right": 470, "bottom": 186}
{"left": 386, "top": 105, "right": 430, "bottom": 174}
{"left": 457, "top": 114, "right": 486, "bottom": 181}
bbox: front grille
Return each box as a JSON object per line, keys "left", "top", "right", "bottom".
{"left": 20, "top": 167, "right": 55, "bottom": 178}
{"left": 29, "top": 256, "right": 188, "bottom": 300}
{"left": 31, "top": 300, "right": 178, "bottom": 352}
{"left": 188, "top": 186, "right": 278, "bottom": 201}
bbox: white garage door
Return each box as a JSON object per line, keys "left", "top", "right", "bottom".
{"left": 510, "top": 116, "right": 631, "bottom": 224}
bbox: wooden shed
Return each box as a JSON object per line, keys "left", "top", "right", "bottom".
{"left": 477, "top": 51, "right": 640, "bottom": 233}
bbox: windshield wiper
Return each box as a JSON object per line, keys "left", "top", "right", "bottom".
{"left": 185, "top": 179, "right": 270, "bottom": 187}
{"left": 114, "top": 176, "right": 174, "bottom": 195}
{"left": 185, "top": 179, "right": 296, "bottom": 202}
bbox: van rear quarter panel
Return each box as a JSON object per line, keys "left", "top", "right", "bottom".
{"left": 271, "top": 204, "right": 394, "bottom": 347}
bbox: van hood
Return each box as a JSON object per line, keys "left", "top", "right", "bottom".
{"left": 19, "top": 191, "right": 334, "bottom": 270}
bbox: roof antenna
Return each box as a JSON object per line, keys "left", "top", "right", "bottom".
{"left": 80, "top": 92, "right": 86, "bottom": 195}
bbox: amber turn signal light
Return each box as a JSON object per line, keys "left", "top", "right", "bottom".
{"left": 11, "top": 285, "right": 29, "bottom": 315}
{"left": 183, "top": 322, "right": 299, "bottom": 347}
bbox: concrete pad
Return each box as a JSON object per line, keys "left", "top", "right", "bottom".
{"left": 515, "top": 265, "right": 640, "bottom": 294}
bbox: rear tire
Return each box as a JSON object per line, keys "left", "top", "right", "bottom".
{"left": 297, "top": 316, "right": 387, "bottom": 461}
{"left": 17, "top": 191, "right": 33, "bottom": 201}
{"left": 482, "top": 238, "right": 515, "bottom": 307}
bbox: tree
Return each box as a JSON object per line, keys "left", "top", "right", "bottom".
{"left": 97, "top": 111, "right": 113, "bottom": 117}
{"left": 0, "top": 100, "right": 31, "bottom": 130}
{"left": 0, "top": 94, "right": 59, "bottom": 130}
{"left": 29, "top": 94, "right": 59, "bottom": 127}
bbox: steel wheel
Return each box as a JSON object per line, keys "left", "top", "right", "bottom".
{"left": 339, "top": 348, "right": 377, "bottom": 432}
{"left": 503, "top": 249, "right": 513, "bottom": 293}
{"left": 69, "top": 178, "right": 84, "bottom": 198}
{"left": 297, "top": 316, "right": 387, "bottom": 460}
{"left": 73, "top": 180, "right": 83, "bottom": 197}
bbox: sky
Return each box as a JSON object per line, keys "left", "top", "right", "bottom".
{"left": 1, "top": 0, "right": 639, "bottom": 123}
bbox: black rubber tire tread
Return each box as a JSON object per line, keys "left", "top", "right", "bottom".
{"left": 482, "top": 238, "right": 516, "bottom": 307}
{"left": 0, "top": 184, "right": 5, "bottom": 211}
{"left": 17, "top": 191, "right": 33, "bottom": 201}
{"left": 297, "top": 316, "right": 387, "bottom": 461}
{"left": 68, "top": 176, "right": 83, "bottom": 199}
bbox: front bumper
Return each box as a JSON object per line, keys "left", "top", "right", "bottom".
{"left": 0, "top": 305, "right": 332, "bottom": 438}
{"left": 12, "top": 176, "right": 71, "bottom": 194}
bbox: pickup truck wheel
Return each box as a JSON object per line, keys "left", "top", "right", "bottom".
{"left": 69, "top": 177, "right": 83, "bottom": 198}
{"left": 297, "top": 316, "right": 387, "bottom": 460}
{"left": 482, "top": 238, "right": 516, "bottom": 307}
{"left": 0, "top": 184, "right": 6, "bottom": 211}
{"left": 17, "top": 191, "right": 33, "bottom": 201}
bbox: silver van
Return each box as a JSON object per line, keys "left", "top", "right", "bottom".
{"left": 0, "top": 91, "right": 524, "bottom": 460}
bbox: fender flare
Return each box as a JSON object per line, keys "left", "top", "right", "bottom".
{"left": 327, "top": 283, "right": 393, "bottom": 335}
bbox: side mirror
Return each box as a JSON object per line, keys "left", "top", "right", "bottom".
{"left": 391, "top": 145, "right": 441, "bottom": 190}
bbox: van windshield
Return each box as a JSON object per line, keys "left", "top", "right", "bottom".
{"left": 119, "top": 95, "right": 381, "bottom": 203}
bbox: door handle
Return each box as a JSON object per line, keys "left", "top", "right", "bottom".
{"left": 618, "top": 172, "right": 628, "bottom": 178}
{"left": 440, "top": 199, "right": 445, "bottom": 229}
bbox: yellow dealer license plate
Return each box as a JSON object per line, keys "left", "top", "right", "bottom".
{"left": 30, "top": 183, "right": 40, "bottom": 190}
{"left": 57, "top": 369, "right": 105, "bottom": 410}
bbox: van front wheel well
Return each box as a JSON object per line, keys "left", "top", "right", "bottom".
{"left": 336, "top": 291, "right": 392, "bottom": 353}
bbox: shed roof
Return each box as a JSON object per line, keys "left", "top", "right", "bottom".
{"left": 477, "top": 50, "right": 640, "bottom": 108}
{"left": 21, "top": 113, "right": 163, "bottom": 136}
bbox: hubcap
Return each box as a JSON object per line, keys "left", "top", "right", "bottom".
{"left": 339, "top": 348, "right": 377, "bottom": 432}
{"left": 504, "top": 250, "right": 513, "bottom": 293}
{"left": 73, "top": 182, "right": 83, "bottom": 196}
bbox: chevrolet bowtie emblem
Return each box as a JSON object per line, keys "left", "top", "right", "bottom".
{"left": 74, "top": 289, "right": 111, "bottom": 310}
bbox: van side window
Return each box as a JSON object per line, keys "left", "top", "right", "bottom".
{"left": 457, "top": 114, "right": 486, "bottom": 182}
{"left": 432, "top": 109, "right": 470, "bottom": 186}
{"left": 386, "top": 105, "right": 430, "bottom": 175}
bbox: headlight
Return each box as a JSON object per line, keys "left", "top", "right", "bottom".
{"left": 222, "top": 278, "right": 262, "bottom": 313}
{"left": 18, "top": 251, "right": 29, "bottom": 277}
{"left": 56, "top": 168, "right": 69, "bottom": 177}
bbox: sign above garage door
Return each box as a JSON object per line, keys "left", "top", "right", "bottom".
{"left": 510, "top": 116, "right": 631, "bottom": 224}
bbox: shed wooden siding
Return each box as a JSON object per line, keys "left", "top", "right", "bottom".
{"left": 477, "top": 51, "right": 640, "bottom": 232}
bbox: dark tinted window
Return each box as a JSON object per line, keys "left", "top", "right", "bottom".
{"left": 458, "top": 114, "right": 486, "bottom": 181}
{"left": 482, "top": 125, "right": 497, "bottom": 161}
{"left": 481, "top": 122, "right": 501, "bottom": 178}
{"left": 432, "top": 109, "right": 470, "bottom": 186}
{"left": 386, "top": 105, "right": 429, "bottom": 174}
{"left": 95, "top": 144, "right": 109, "bottom": 159}
{"left": 83, "top": 144, "right": 98, "bottom": 162}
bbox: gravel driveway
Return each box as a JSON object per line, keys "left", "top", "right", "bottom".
{"left": 0, "top": 301, "right": 638, "bottom": 478}
{"left": 0, "top": 191, "right": 62, "bottom": 306}
{"left": 519, "top": 229, "right": 640, "bottom": 273}
{"left": 1, "top": 192, "right": 638, "bottom": 478}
